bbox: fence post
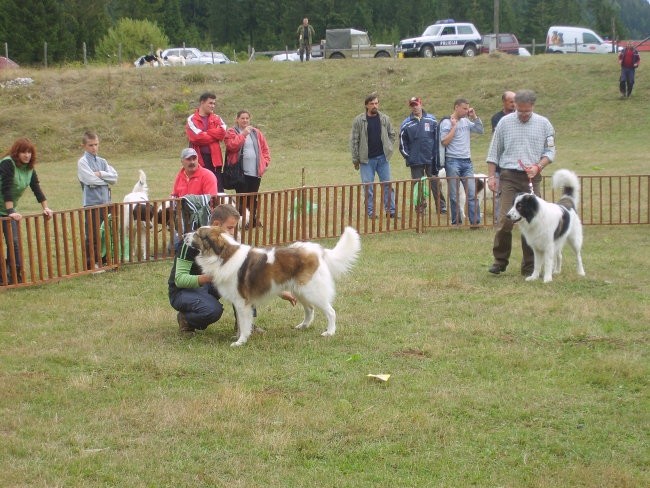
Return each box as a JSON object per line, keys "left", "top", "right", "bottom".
{"left": 4, "top": 42, "right": 8, "bottom": 59}
{"left": 118, "top": 43, "right": 122, "bottom": 64}
{"left": 532, "top": 38, "right": 536, "bottom": 54}
{"left": 43, "top": 42, "right": 48, "bottom": 68}
{"left": 83, "top": 42, "right": 87, "bottom": 65}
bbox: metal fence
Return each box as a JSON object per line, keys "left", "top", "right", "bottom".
{"left": 1, "top": 175, "right": 648, "bottom": 289}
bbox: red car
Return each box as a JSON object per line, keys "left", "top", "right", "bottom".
{"left": 481, "top": 33, "right": 520, "bottom": 55}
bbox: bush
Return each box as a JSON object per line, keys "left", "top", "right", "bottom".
{"left": 95, "top": 18, "right": 169, "bottom": 62}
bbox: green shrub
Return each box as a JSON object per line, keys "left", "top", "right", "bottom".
{"left": 95, "top": 18, "right": 169, "bottom": 62}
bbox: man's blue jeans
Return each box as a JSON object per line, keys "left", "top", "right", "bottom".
{"left": 360, "top": 155, "right": 396, "bottom": 216}
{"left": 445, "top": 157, "right": 480, "bottom": 225}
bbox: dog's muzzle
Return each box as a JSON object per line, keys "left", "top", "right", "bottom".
{"left": 183, "top": 232, "right": 196, "bottom": 247}
{"left": 506, "top": 211, "right": 521, "bottom": 223}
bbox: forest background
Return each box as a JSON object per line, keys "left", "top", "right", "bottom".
{"left": 1, "top": 0, "right": 650, "bottom": 65}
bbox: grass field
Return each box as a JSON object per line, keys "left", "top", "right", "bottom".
{"left": 2, "top": 226, "right": 648, "bottom": 487}
{"left": 1, "top": 55, "right": 649, "bottom": 486}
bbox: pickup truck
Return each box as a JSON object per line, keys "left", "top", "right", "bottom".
{"left": 324, "top": 29, "right": 394, "bottom": 59}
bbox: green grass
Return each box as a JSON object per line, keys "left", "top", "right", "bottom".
{"left": 1, "top": 53, "right": 647, "bottom": 214}
{"left": 1, "top": 55, "right": 649, "bottom": 486}
{"left": 1, "top": 227, "right": 648, "bottom": 487}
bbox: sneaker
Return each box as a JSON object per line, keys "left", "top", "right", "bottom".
{"left": 177, "top": 312, "right": 194, "bottom": 333}
{"left": 488, "top": 263, "right": 507, "bottom": 275}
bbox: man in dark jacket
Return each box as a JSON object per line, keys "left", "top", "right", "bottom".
{"left": 399, "top": 97, "right": 446, "bottom": 214}
{"left": 618, "top": 41, "right": 641, "bottom": 98}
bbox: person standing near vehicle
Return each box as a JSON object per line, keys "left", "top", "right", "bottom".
{"left": 399, "top": 97, "right": 447, "bottom": 214}
{"left": 350, "top": 93, "right": 397, "bottom": 219}
{"left": 486, "top": 89, "right": 555, "bottom": 277}
{"left": 618, "top": 41, "right": 640, "bottom": 98}
{"left": 186, "top": 92, "right": 227, "bottom": 191}
{"left": 297, "top": 17, "right": 315, "bottom": 62}
{"left": 78, "top": 131, "right": 118, "bottom": 270}
{"left": 224, "top": 110, "right": 270, "bottom": 228}
{"left": 439, "top": 98, "right": 484, "bottom": 226}
{"left": 1, "top": 138, "right": 53, "bottom": 284}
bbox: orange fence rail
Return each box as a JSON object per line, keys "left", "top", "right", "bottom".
{"left": 1, "top": 175, "right": 648, "bottom": 289}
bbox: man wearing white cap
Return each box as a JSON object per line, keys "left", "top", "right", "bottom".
{"left": 399, "top": 97, "right": 447, "bottom": 214}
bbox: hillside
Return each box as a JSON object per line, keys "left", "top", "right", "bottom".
{"left": 0, "top": 53, "right": 646, "bottom": 210}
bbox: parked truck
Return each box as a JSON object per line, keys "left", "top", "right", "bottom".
{"left": 324, "top": 29, "right": 394, "bottom": 59}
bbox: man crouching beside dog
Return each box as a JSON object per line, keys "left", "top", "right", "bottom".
{"left": 168, "top": 204, "right": 295, "bottom": 334}
{"left": 486, "top": 89, "right": 555, "bottom": 277}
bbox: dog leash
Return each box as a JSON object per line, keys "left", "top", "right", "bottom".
{"left": 518, "top": 160, "right": 535, "bottom": 195}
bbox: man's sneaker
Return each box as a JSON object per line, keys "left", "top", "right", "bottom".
{"left": 488, "top": 263, "right": 507, "bottom": 275}
{"left": 177, "top": 312, "right": 194, "bottom": 333}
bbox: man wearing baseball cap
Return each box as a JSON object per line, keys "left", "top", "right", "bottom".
{"left": 172, "top": 147, "right": 218, "bottom": 198}
{"left": 399, "top": 97, "right": 447, "bottom": 214}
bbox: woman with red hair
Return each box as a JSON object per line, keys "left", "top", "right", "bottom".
{"left": 0, "top": 138, "right": 53, "bottom": 284}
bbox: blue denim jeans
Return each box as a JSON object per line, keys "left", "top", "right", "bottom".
{"left": 170, "top": 284, "right": 224, "bottom": 330}
{"left": 360, "top": 155, "right": 396, "bottom": 216}
{"left": 445, "top": 157, "right": 480, "bottom": 225}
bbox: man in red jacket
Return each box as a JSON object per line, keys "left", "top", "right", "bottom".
{"left": 185, "top": 92, "right": 227, "bottom": 190}
{"left": 618, "top": 41, "right": 641, "bottom": 98}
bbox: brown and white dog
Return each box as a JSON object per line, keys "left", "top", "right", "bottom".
{"left": 185, "top": 226, "right": 361, "bottom": 346}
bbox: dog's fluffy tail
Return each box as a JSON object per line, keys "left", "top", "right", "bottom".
{"left": 552, "top": 169, "right": 580, "bottom": 209}
{"left": 323, "top": 227, "right": 361, "bottom": 280}
{"left": 131, "top": 169, "right": 148, "bottom": 194}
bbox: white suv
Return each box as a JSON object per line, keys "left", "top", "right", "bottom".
{"left": 399, "top": 19, "right": 482, "bottom": 58}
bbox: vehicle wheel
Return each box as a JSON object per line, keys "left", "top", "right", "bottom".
{"left": 374, "top": 51, "right": 391, "bottom": 58}
{"left": 329, "top": 52, "right": 345, "bottom": 59}
{"left": 462, "top": 45, "right": 477, "bottom": 57}
{"left": 420, "top": 46, "right": 434, "bottom": 58}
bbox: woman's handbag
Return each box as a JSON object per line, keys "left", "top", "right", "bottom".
{"left": 222, "top": 147, "right": 245, "bottom": 190}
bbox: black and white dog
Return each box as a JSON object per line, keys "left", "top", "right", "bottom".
{"left": 506, "top": 169, "right": 585, "bottom": 283}
{"left": 137, "top": 53, "right": 161, "bottom": 67}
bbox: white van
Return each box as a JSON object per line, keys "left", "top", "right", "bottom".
{"left": 546, "top": 26, "right": 614, "bottom": 54}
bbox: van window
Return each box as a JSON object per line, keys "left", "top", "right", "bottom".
{"left": 501, "top": 34, "right": 515, "bottom": 43}
{"left": 582, "top": 32, "right": 600, "bottom": 44}
{"left": 441, "top": 26, "right": 455, "bottom": 36}
{"left": 458, "top": 26, "right": 474, "bottom": 35}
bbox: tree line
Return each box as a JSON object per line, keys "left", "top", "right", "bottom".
{"left": 1, "top": 0, "right": 648, "bottom": 64}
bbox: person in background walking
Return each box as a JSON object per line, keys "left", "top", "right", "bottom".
{"left": 618, "top": 41, "right": 640, "bottom": 98}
